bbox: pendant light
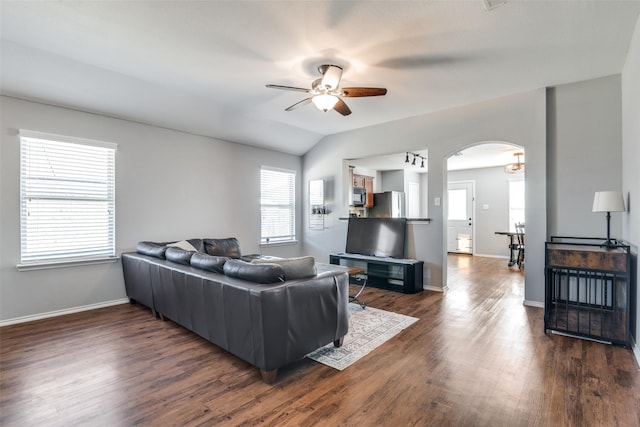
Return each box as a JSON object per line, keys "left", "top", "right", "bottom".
{"left": 504, "top": 152, "right": 525, "bottom": 174}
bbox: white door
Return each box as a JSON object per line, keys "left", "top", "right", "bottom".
{"left": 447, "top": 181, "right": 474, "bottom": 254}
{"left": 407, "top": 181, "right": 420, "bottom": 218}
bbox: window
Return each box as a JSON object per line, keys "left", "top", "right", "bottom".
{"left": 19, "top": 130, "right": 117, "bottom": 268}
{"left": 260, "top": 166, "right": 295, "bottom": 244}
{"left": 509, "top": 179, "right": 525, "bottom": 231}
{"left": 448, "top": 188, "right": 468, "bottom": 220}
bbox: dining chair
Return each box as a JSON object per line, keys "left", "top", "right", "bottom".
{"left": 515, "top": 222, "right": 525, "bottom": 269}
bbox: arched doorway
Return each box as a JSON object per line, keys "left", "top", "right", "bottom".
{"left": 443, "top": 142, "right": 525, "bottom": 290}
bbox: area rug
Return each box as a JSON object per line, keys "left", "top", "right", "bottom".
{"left": 306, "top": 303, "right": 419, "bottom": 371}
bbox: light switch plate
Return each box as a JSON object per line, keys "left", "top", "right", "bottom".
{"left": 434, "top": 197, "right": 441, "bottom": 206}
{"left": 483, "top": 204, "right": 489, "bottom": 210}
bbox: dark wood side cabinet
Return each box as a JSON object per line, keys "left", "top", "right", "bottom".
{"left": 330, "top": 253, "right": 423, "bottom": 294}
{"left": 544, "top": 237, "right": 637, "bottom": 347}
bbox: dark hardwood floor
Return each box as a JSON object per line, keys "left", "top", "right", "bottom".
{"left": 1, "top": 255, "right": 639, "bottom": 426}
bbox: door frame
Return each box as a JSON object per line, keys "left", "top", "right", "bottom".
{"left": 447, "top": 180, "right": 476, "bottom": 255}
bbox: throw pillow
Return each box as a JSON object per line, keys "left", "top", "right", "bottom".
{"left": 223, "top": 259, "right": 285, "bottom": 284}
{"left": 136, "top": 241, "right": 168, "bottom": 259}
{"left": 165, "top": 247, "right": 196, "bottom": 265}
{"left": 167, "top": 240, "right": 199, "bottom": 252}
{"left": 190, "top": 253, "right": 229, "bottom": 273}
{"left": 204, "top": 238, "right": 242, "bottom": 258}
{"left": 252, "top": 256, "right": 317, "bottom": 280}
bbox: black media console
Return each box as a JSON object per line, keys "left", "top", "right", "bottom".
{"left": 329, "top": 253, "right": 423, "bottom": 294}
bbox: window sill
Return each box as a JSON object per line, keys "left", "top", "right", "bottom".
{"left": 17, "top": 256, "right": 120, "bottom": 271}
{"left": 259, "top": 240, "right": 299, "bottom": 247}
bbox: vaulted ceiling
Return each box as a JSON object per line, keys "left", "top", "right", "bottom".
{"left": 2, "top": 1, "right": 639, "bottom": 155}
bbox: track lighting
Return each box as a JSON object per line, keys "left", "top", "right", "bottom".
{"left": 403, "top": 152, "right": 426, "bottom": 168}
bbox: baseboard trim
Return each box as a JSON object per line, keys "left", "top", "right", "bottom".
{"left": 632, "top": 337, "right": 640, "bottom": 370}
{"left": 523, "top": 300, "right": 544, "bottom": 308}
{"left": 424, "top": 285, "right": 445, "bottom": 292}
{"left": 473, "top": 254, "right": 510, "bottom": 259}
{"left": 0, "top": 298, "right": 129, "bottom": 327}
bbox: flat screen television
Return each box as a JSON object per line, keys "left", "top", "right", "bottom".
{"left": 345, "top": 218, "right": 407, "bottom": 258}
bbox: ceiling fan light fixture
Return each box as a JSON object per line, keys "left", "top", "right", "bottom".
{"left": 320, "top": 65, "right": 343, "bottom": 90}
{"left": 266, "top": 63, "right": 386, "bottom": 116}
{"left": 312, "top": 94, "right": 339, "bottom": 112}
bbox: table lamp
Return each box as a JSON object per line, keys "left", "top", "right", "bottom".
{"left": 592, "top": 191, "right": 625, "bottom": 247}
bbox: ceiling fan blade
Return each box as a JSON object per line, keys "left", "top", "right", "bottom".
{"left": 285, "top": 97, "right": 312, "bottom": 111}
{"left": 266, "top": 84, "right": 310, "bottom": 93}
{"left": 341, "top": 87, "right": 387, "bottom": 97}
{"left": 333, "top": 98, "right": 352, "bottom": 116}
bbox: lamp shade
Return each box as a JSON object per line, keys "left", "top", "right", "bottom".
{"left": 592, "top": 191, "right": 625, "bottom": 212}
{"left": 312, "top": 94, "right": 338, "bottom": 112}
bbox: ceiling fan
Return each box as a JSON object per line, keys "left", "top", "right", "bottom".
{"left": 266, "top": 64, "right": 387, "bottom": 116}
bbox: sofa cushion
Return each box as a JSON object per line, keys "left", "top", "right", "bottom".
{"left": 252, "top": 256, "right": 317, "bottom": 280}
{"left": 186, "top": 238, "right": 205, "bottom": 252}
{"left": 136, "top": 241, "right": 169, "bottom": 259}
{"left": 167, "top": 240, "right": 199, "bottom": 252}
{"left": 165, "top": 247, "right": 196, "bottom": 265}
{"left": 190, "top": 253, "right": 229, "bottom": 273}
{"left": 223, "top": 259, "right": 285, "bottom": 284}
{"left": 204, "top": 238, "right": 242, "bottom": 258}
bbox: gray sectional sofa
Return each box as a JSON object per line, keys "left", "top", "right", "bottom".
{"left": 121, "top": 238, "right": 349, "bottom": 383}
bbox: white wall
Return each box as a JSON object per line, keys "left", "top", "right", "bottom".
{"left": 621, "top": 15, "right": 640, "bottom": 358}
{"left": 404, "top": 170, "right": 423, "bottom": 218}
{"left": 0, "top": 96, "right": 302, "bottom": 322}
{"left": 546, "top": 75, "right": 623, "bottom": 238}
{"left": 420, "top": 173, "right": 429, "bottom": 218}
{"left": 381, "top": 170, "right": 404, "bottom": 192}
{"left": 622, "top": 17, "right": 640, "bottom": 248}
{"left": 448, "top": 166, "right": 521, "bottom": 258}
{"left": 302, "top": 89, "right": 547, "bottom": 302}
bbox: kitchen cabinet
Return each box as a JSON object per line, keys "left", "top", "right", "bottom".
{"left": 364, "top": 177, "right": 373, "bottom": 207}
{"left": 352, "top": 174, "right": 374, "bottom": 208}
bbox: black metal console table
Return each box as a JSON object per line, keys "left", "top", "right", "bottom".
{"left": 544, "top": 236, "right": 637, "bottom": 347}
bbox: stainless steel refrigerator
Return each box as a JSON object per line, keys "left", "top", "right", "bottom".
{"left": 369, "top": 191, "right": 406, "bottom": 218}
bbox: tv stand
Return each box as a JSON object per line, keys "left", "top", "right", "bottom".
{"left": 329, "top": 253, "right": 423, "bottom": 294}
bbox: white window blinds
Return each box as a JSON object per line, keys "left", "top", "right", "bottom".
{"left": 20, "top": 131, "right": 116, "bottom": 265}
{"left": 260, "top": 167, "right": 295, "bottom": 244}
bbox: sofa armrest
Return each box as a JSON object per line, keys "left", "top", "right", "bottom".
{"left": 253, "top": 272, "right": 349, "bottom": 371}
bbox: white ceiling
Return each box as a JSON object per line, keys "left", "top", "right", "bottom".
{"left": 346, "top": 142, "right": 524, "bottom": 173}
{"left": 2, "top": 1, "right": 639, "bottom": 156}
{"left": 348, "top": 149, "right": 430, "bottom": 174}
{"left": 447, "top": 143, "right": 524, "bottom": 171}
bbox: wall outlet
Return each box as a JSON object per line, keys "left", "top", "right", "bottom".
{"left": 483, "top": 204, "right": 489, "bottom": 210}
